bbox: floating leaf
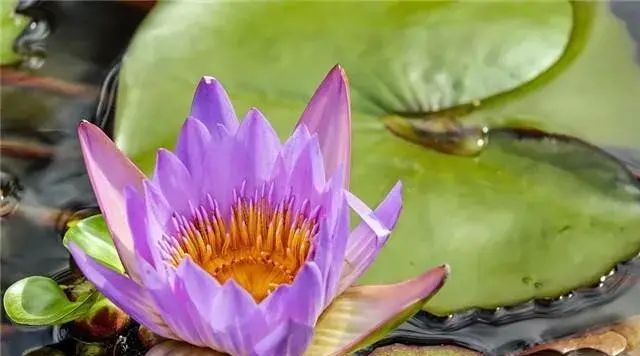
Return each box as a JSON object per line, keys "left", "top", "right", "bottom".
{"left": 63, "top": 215, "right": 124, "bottom": 273}
{"left": 115, "top": 1, "right": 572, "bottom": 161}
{"left": 3, "top": 276, "right": 98, "bottom": 326}
{"left": 461, "top": 2, "right": 640, "bottom": 150}
{"left": 0, "top": 0, "right": 28, "bottom": 65}
{"left": 114, "top": 1, "right": 640, "bottom": 314}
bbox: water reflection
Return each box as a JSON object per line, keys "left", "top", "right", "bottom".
{"left": 1, "top": 1, "right": 150, "bottom": 355}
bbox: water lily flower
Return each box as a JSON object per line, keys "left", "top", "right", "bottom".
{"left": 70, "top": 66, "right": 448, "bottom": 356}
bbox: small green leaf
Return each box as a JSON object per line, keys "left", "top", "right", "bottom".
{"left": 3, "top": 276, "right": 99, "bottom": 326}
{"left": 0, "top": 0, "right": 28, "bottom": 65}
{"left": 63, "top": 215, "right": 124, "bottom": 273}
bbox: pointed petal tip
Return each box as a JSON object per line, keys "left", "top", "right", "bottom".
{"left": 388, "top": 181, "right": 404, "bottom": 204}
{"left": 328, "top": 64, "right": 348, "bottom": 83}
{"left": 322, "top": 65, "right": 349, "bottom": 95}
{"left": 155, "top": 147, "right": 176, "bottom": 164}
{"left": 78, "top": 119, "right": 93, "bottom": 130}
{"left": 297, "top": 65, "right": 351, "bottom": 186}
{"left": 415, "top": 264, "right": 450, "bottom": 296}
{"left": 77, "top": 120, "right": 105, "bottom": 142}
{"left": 190, "top": 76, "right": 239, "bottom": 134}
{"left": 200, "top": 75, "right": 220, "bottom": 85}
{"left": 245, "top": 107, "right": 266, "bottom": 120}
{"left": 195, "top": 76, "right": 227, "bottom": 95}
{"left": 442, "top": 263, "right": 451, "bottom": 276}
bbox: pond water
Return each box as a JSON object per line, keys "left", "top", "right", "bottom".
{"left": 2, "top": 1, "right": 640, "bottom": 355}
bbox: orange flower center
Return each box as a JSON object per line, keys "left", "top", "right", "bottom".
{"left": 162, "top": 194, "right": 319, "bottom": 302}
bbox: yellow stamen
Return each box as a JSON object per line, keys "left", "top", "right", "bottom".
{"left": 163, "top": 190, "right": 319, "bottom": 302}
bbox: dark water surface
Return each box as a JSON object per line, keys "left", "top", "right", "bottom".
{"left": 2, "top": 1, "right": 640, "bottom": 356}
{"left": 1, "top": 2, "right": 148, "bottom": 354}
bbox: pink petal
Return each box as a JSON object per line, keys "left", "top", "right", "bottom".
{"left": 338, "top": 182, "right": 403, "bottom": 294}
{"left": 296, "top": 65, "right": 351, "bottom": 187}
{"left": 304, "top": 265, "right": 448, "bottom": 356}
{"left": 77, "top": 121, "right": 145, "bottom": 282}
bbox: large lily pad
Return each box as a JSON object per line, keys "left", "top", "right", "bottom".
{"left": 355, "top": 128, "right": 640, "bottom": 314}
{"left": 115, "top": 0, "right": 572, "bottom": 160}
{"left": 113, "top": 1, "right": 640, "bottom": 314}
{"left": 462, "top": 2, "right": 640, "bottom": 149}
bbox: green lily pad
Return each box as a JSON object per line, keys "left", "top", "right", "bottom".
{"left": 3, "top": 276, "right": 98, "bottom": 326}
{"left": 63, "top": 215, "right": 125, "bottom": 273}
{"left": 462, "top": 2, "right": 640, "bottom": 149}
{"left": 0, "top": 0, "right": 28, "bottom": 65}
{"left": 112, "top": 1, "right": 640, "bottom": 314}
{"left": 355, "top": 127, "right": 640, "bottom": 314}
{"left": 115, "top": 0, "right": 572, "bottom": 160}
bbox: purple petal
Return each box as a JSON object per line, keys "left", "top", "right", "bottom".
{"left": 142, "top": 181, "right": 173, "bottom": 234}
{"left": 68, "top": 243, "right": 174, "bottom": 339}
{"left": 175, "top": 258, "right": 226, "bottom": 350}
{"left": 261, "top": 263, "right": 324, "bottom": 326}
{"left": 175, "top": 117, "right": 212, "bottom": 187}
{"left": 146, "top": 341, "right": 227, "bottom": 356}
{"left": 309, "top": 167, "right": 349, "bottom": 301}
{"left": 201, "top": 127, "right": 239, "bottom": 214}
{"left": 152, "top": 148, "right": 196, "bottom": 214}
{"left": 320, "top": 166, "right": 345, "bottom": 230}
{"left": 124, "top": 186, "right": 155, "bottom": 267}
{"left": 126, "top": 182, "right": 176, "bottom": 271}
{"left": 137, "top": 262, "right": 204, "bottom": 346}
{"left": 324, "top": 200, "right": 350, "bottom": 303}
{"left": 269, "top": 125, "right": 313, "bottom": 201}
{"left": 287, "top": 136, "right": 326, "bottom": 204}
{"left": 206, "top": 281, "right": 264, "bottom": 355}
{"left": 190, "top": 76, "right": 239, "bottom": 135}
{"left": 210, "top": 280, "right": 259, "bottom": 330}
{"left": 252, "top": 319, "right": 314, "bottom": 356}
{"left": 306, "top": 265, "right": 448, "bottom": 356}
{"left": 345, "top": 192, "right": 391, "bottom": 238}
{"left": 309, "top": 222, "right": 334, "bottom": 302}
{"left": 280, "top": 125, "right": 312, "bottom": 172}
{"left": 214, "top": 310, "right": 268, "bottom": 356}
{"left": 77, "top": 121, "right": 145, "bottom": 282}
{"left": 236, "top": 108, "right": 282, "bottom": 189}
{"left": 297, "top": 65, "right": 351, "bottom": 187}
{"left": 338, "top": 182, "right": 403, "bottom": 294}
